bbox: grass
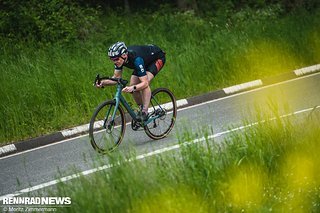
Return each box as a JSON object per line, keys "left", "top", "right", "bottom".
{"left": 44, "top": 109, "right": 320, "bottom": 212}
{"left": 0, "top": 7, "right": 319, "bottom": 144}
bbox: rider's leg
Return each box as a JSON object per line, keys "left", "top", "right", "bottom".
{"left": 141, "top": 72, "right": 154, "bottom": 113}
{"left": 140, "top": 57, "right": 165, "bottom": 114}
{"left": 130, "top": 75, "right": 143, "bottom": 106}
{"left": 131, "top": 55, "right": 165, "bottom": 119}
{"left": 130, "top": 72, "right": 154, "bottom": 111}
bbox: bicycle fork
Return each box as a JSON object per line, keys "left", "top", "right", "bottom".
{"left": 103, "top": 99, "right": 119, "bottom": 133}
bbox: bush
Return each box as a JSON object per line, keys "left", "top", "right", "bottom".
{"left": 0, "top": 0, "right": 100, "bottom": 44}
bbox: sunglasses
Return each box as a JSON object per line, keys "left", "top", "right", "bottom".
{"left": 110, "top": 57, "right": 120, "bottom": 62}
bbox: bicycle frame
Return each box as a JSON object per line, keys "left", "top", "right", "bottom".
{"left": 114, "top": 84, "right": 137, "bottom": 120}
{"left": 106, "top": 83, "right": 163, "bottom": 126}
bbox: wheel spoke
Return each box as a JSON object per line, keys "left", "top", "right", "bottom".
{"left": 145, "top": 88, "right": 177, "bottom": 139}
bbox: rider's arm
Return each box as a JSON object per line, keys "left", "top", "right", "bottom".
{"left": 97, "top": 70, "right": 122, "bottom": 87}
{"left": 122, "top": 57, "right": 149, "bottom": 93}
{"left": 136, "top": 76, "right": 149, "bottom": 91}
{"left": 132, "top": 57, "right": 149, "bottom": 90}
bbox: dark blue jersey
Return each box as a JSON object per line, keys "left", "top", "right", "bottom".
{"left": 114, "top": 44, "right": 165, "bottom": 77}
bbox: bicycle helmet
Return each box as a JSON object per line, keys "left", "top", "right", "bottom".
{"left": 108, "top": 41, "right": 127, "bottom": 58}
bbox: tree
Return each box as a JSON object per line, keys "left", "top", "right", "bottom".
{"left": 124, "top": 0, "right": 130, "bottom": 13}
{"left": 176, "top": 0, "right": 198, "bottom": 11}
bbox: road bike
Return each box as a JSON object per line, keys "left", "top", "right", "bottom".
{"left": 89, "top": 75, "right": 177, "bottom": 153}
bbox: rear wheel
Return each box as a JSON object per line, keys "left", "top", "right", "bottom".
{"left": 89, "top": 100, "right": 126, "bottom": 153}
{"left": 144, "top": 88, "right": 177, "bottom": 139}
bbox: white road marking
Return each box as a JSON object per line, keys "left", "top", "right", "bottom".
{"left": 0, "top": 145, "right": 17, "bottom": 155}
{"left": 0, "top": 105, "right": 319, "bottom": 201}
{"left": 223, "top": 80, "right": 263, "bottom": 94}
{"left": 61, "top": 124, "right": 90, "bottom": 137}
{"left": 294, "top": 64, "right": 320, "bottom": 76}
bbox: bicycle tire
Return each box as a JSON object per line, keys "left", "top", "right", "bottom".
{"left": 144, "top": 88, "right": 177, "bottom": 140}
{"left": 89, "top": 100, "right": 126, "bottom": 153}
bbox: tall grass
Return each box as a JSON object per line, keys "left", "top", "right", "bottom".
{"left": 45, "top": 110, "right": 320, "bottom": 212}
{"left": 0, "top": 45, "right": 107, "bottom": 142}
{"left": 0, "top": 7, "right": 319, "bottom": 143}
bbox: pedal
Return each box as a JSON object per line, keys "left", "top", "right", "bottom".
{"left": 131, "top": 119, "right": 143, "bottom": 131}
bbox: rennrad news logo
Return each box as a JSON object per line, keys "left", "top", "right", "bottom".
{"left": 2, "top": 197, "right": 71, "bottom": 205}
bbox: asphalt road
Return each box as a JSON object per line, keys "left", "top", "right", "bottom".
{"left": 0, "top": 72, "right": 319, "bottom": 199}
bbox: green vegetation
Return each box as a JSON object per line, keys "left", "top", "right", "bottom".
{"left": 0, "top": 2, "right": 320, "bottom": 144}
{"left": 48, "top": 111, "right": 320, "bottom": 212}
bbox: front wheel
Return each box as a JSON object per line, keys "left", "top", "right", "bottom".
{"left": 144, "top": 88, "right": 177, "bottom": 139}
{"left": 89, "top": 100, "right": 126, "bottom": 153}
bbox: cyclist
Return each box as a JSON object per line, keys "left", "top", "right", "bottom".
{"left": 96, "top": 41, "right": 166, "bottom": 121}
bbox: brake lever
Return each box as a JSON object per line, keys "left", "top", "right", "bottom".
{"left": 94, "top": 74, "right": 104, "bottom": 88}
{"left": 93, "top": 74, "right": 99, "bottom": 86}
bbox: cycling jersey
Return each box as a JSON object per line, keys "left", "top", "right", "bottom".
{"left": 114, "top": 44, "right": 165, "bottom": 77}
